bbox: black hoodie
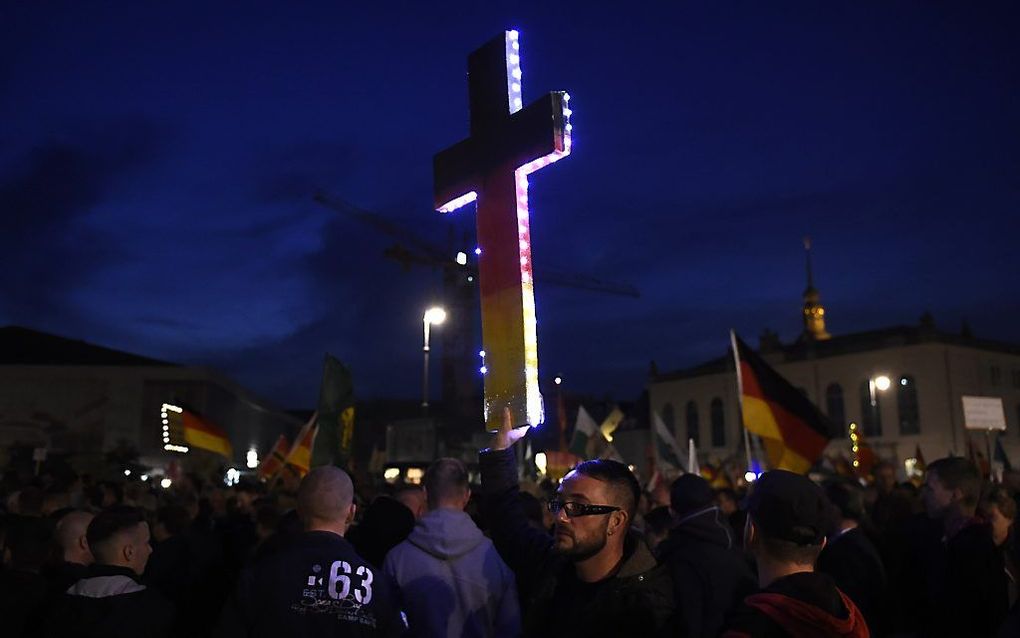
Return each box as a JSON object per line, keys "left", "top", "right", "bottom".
{"left": 217, "top": 530, "right": 406, "bottom": 638}
{"left": 655, "top": 506, "right": 757, "bottom": 638}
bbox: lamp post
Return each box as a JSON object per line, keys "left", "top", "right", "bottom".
{"left": 422, "top": 306, "right": 447, "bottom": 412}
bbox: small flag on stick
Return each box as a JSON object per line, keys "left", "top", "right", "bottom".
{"left": 257, "top": 435, "right": 290, "bottom": 481}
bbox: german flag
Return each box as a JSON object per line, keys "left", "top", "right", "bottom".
{"left": 257, "top": 434, "right": 290, "bottom": 481}
{"left": 283, "top": 414, "right": 319, "bottom": 478}
{"left": 180, "top": 409, "right": 233, "bottom": 459}
{"left": 731, "top": 332, "right": 835, "bottom": 473}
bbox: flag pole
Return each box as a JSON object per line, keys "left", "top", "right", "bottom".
{"left": 730, "top": 330, "right": 755, "bottom": 475}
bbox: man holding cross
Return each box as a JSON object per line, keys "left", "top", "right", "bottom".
{"left": 479, "top": 408, "right": 675, "bottom": 637}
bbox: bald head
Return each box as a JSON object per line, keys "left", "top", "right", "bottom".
{"left": 298, "top": 467, "right": 355, "bottom": 533}
{"left": 55, "top": 510, "right": 95, "bottom": 565}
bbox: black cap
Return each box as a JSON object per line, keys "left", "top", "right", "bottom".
{"left": 670, "top": 473, "right": 715, "bottom": 518}
{"left": 745, "top": 470, "right": 834, "bottom": 545}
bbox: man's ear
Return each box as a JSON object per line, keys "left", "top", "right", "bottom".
{"left": 123, "top": 542, "right": 134, "bottom": 563}
{"left": 346, "top": 503, "right": 357, "bottom": 525}
{"left": 744, "top": 517, "right": 757, "bottom": 548}
{"left": 79, "top": 535, "right": 90, "bottom": 553}
{"left": 608, "top": 510, "right": 627, "bottom": 536}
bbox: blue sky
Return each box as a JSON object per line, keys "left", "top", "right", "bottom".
{"left": 3, "top": 1, "right": 1018, "bottom": 408}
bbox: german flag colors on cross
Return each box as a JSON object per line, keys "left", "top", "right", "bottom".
{"left": 731, "top": 332, "right": 836, "bottom": 473}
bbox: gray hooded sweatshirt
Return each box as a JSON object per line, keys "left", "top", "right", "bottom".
{"left": 384, "top": 508, "right": 520, "bottom": 638}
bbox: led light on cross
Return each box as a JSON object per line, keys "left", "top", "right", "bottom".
{"left": 433, "top": 29, "right": 572, "bottom": 430}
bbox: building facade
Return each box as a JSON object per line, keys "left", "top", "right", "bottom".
{"left": 647, "top": 248, "right": 1020, "bottom": 476}
{"left": 0, "top": 326, "right": 300, "bottom": 475}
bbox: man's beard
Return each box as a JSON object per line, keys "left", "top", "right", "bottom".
{"left": 553, "top": 526, "right": 608, "bottom": 561}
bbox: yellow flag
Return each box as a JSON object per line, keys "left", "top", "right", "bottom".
{"left": 600, "top": 407, "right": 625, "bottom": 442}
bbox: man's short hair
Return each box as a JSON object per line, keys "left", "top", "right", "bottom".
{"left": 297, "top": 467, "right": 354, "bottom": 524}
{"left": 156, "top": 504, "right": 191, "bottom": 537}
{"left": 823, "top": 480, "right": 866, "bottom": 523}
{"left": 424, "top": 458, "right": 469, "bottom": 509}
{"left": 980, "top": 485, "right": 1017, "bottom": 521}
{"left": 87, "top": 506, "right": 146, "bottom": 562}
{"left": 716, "top": 488, "right": 739, "bottom": 505}
{"left": 670, "top": 474, "right": 715, "bottom": 518}
{"left": 573, "top": 459, "right": 641, "bottom": 519}
{"left": 55, "top": 510, "right": 94, "bottom": 552}
{"left": 928, "top": 457, "right": 982, "bottom": 507}
{"left": 758, "top": 536, "right": 825, "bottom": 565}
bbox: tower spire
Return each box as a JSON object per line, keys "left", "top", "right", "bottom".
{"left": 801, "top": 236, "right": 830, "bottom": 341}
{"left": 804, "top": 236, "right": 814, "bottom": 290}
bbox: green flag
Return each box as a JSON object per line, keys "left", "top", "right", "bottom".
{"left": 311, "top": 353, "right": 355, "bottom": 469}
{"left": 568, "top": 406, "right": 599, "bottom": 458}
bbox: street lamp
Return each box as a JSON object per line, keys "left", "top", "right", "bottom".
{"left": 867, "top": 374, "right": 892, "bottom": 435}
{"left": 422, "top": 306, "right": 447, "bottom": 412}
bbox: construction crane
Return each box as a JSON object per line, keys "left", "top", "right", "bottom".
{"left": 313, "top": 190, "right": 639, "bottom": 431}
{"left": 313, "top": 192, "right": 640, "bottom": 298}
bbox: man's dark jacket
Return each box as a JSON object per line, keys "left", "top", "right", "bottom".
{"left": 935, "top": 520, "right": 1009, "bottom": 638}
{"left": 655, "top": 506, "right": 757, "bottom": 637}
{"left": 722, "top": 571, "right": 869, "bottom": 638}
{"left": 817, "top": 527, "right": 887, "bottom": 633}
{"left": 217, "top": 530, "right": 405, "bottom": 637}
{"left": 479, "top": 447, "right": 674, "bottom": 638}
{"left": 44, "top": 564, "right": 176, "bottom": 638}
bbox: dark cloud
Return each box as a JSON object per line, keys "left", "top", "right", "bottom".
{"left": 0, "top": 118, "right": 167, "bottom": 324}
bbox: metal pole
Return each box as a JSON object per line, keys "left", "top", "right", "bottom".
{"left": 869, "top": 378, "right": 877, "bottom": 436}
{"left": 422, "top": 320, "right": 430, "bottom": 412}
{"left": 985, "top": 429, "right": 994, "bottom": 481}
{"left": 729, "top": 330, "right": 755, "bottom": 474}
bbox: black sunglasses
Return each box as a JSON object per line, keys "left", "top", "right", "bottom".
{"left": 547, "top": 499, "right": 620, "bottom": 518}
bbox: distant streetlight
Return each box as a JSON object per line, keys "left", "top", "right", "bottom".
{"left": 422, "top": 306, "right": 447, "bottom": 411}
{"left": 867, "top": 374, "right": 893, "bottom": 435}
{"left": 554, "top": 376, "right": 562, "bottom": 386}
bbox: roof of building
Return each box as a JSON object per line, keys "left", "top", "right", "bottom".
{"left": 653, "top": 321, "right": 1020, "bottom": 383}
{"left": 0, "top": 326, "right": 178, "bottom": 367}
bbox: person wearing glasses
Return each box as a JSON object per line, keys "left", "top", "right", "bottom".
{"left": 479, "top": 407, "right": 674, "bottom": 637}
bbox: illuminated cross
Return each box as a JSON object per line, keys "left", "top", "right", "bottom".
{"left": 433, "top": 30, "right": 572, "bottom": 430}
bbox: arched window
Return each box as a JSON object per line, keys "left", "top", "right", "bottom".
{"left": 662, "top": 403, "right": 676, "bottom": 437}
{"left": 897, "top": 375, "right": 920, "bottom": 435}
{"left": 686, "top": 401, "right": 700, "bottom": 447}
{"left": 859, "top": 380, "right": 883, "bottom": 437}
{"left": 826, "top": 383, "right": 845, "bottom": 428}
{"left": 710, "top": 398, "right": 726, "bottom": 448}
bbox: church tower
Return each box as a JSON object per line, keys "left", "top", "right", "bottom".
{"left": 801, "top": 237, "right": 831, "bottom": 341}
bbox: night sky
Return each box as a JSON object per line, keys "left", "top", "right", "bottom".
{"left": 4, "top": 2, "right": 1018, "bottom": 410}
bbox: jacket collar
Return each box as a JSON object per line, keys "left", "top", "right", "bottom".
{"left": 615, "top": 531, "right": 659, "bottom": 578}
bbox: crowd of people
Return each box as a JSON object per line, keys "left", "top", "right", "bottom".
{"left": 2, "top": 411, "right": 1018, "bottom": 637}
